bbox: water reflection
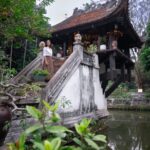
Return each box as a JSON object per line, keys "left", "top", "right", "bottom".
{"left": 105, "top": 111, "right": 150, "bottom": 150}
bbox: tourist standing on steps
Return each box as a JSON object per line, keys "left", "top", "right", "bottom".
{"left": 43, "top": 40, "right": 54, "bottom": 78}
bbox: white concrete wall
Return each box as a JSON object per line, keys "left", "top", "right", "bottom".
{"left": 57, "top": 68, "right": 80, "bottom": 112}
{"left": 56, "top": 54, "right": 107, "bottom": 114}
{"left": 93, "top": 68, "right": 107, "bottom": 109}
{"left": 80, "top": 65, "right": 94, "bottom": 113}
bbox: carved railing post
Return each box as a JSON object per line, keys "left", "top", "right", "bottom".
{"left": 73, "top": 33, "right": 83, "bottom": 61}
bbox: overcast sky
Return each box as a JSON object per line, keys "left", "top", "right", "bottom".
{"left": 45, "top": 0, "right": 91, "bottom": 25}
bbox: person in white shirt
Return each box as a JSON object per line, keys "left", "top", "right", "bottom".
{"left": 43, "top": 40, "right": 54, "bottom": 78}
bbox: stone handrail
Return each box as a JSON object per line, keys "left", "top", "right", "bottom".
{"left": 42, "top": 47, "right": 83, "bottom": 102}
{"left": 10, "top": 52, "right": 43, "bottom": 84}
{"left": 10, "top": 52, "right": 68, "bottom": 84}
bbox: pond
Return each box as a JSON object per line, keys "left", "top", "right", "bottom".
{"left": 104, "top": 111, "right": 150, "bottom": 150}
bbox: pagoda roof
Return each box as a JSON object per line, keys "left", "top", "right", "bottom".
{"left": 52, "top": 0, "right": 127, "bottom": 33}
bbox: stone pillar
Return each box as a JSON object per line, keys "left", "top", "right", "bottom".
{"left": 93, "top": 54, "right": 100, "bottom": 69}
{"left": 63, "top": 42, "right": 67, "bottom": 56}
{"left": 109, "top": 52, "right": 116, "bottom": 80}
{"left": 125, "top": 48, "right": 130, "bottom": 58}
{"left": 97, "top": 35, "right": 101, "bottom": 51}
{"left": 121, "top": 63, "right": 125, "bottom": 82}
{"left": 108, "top": 35, "right": 115, "bottom": 49}
{"left": 127, "top": 67, "right": 131, "bottom": 82}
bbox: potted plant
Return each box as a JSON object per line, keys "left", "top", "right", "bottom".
{"left": 100, "top": 36, "right": 107, "bottom": 50}
{"left": 87, "top": 44, "right": 97, "bottom": 54}
{"left": 32, "top": 69, "right": 49, "bottom": 82}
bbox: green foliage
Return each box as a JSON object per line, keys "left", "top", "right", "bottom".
{"left": 100, "top": 37, "right": 106, "bottom": 44}
{"left": 110, "top": 82, "right": 135, "bottom": 99}
{"left": 74, "top": 118, "right": 106, "bottom": 150}
{"left": 0, "top": 0, "right": 54, "bottom": 74}
{"left": 75, "top": 118, "right": 91, "bottom": 136}
{"left": 0, "top": 68, "right": 17, "bottom": 82}
{"left": 87, "top": 44, "right": 97, "bottom": 53}
{"left": 32, "top": 69, "right": 50, "bottom": 82}
{"left": 0, "top": 0, "right": 53, "bottom": 40}
{"left": 7, "top": 100, "right": 107, "bottom": 150}
{"left": 26, "top": 106, "right": 42, "bottom": 120}
{"left": 16, "top": 83, "right": 41, "bottom": 96}
{"left": 140, "top": 47, "right": 150, "bottom": 71}
{"left": 0, "top": 49, "right": 9, "bottom": 81}
{"left": 25, "top": 83, "right": 42, "bottom": 93}
{"left": 140, "top": 23, "right": 150, "bottom": 71}
{"left": 32, "top": 69, "right": 49, "bottom": 76}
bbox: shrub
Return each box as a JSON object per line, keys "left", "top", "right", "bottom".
{"left": 32, "top": 69, "right": 49, "bottom": 76}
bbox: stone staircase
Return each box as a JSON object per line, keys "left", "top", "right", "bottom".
{"left": 5, "top": 42, "right": 109, "bottom": 143}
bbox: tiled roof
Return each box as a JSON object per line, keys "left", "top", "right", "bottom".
{"left": 53, "top": 7, "right": 116, "bottom": 32}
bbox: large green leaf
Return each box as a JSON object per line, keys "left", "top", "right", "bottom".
{"left": 93, "top": 135, "right": 107, "bottom": 143}
{"left": 73, "top": 138, "right": 84, "bottom": 147}
{"left": 51, "top": 113, "right": 61, "bottom": 123}
{"left": 43, "top": 100, "right": 60, "bottom": 112}
{"left": 80, "top": 118, "right": 91, "bottom": 128}
{"left": 26, "top": 106, "right": 42, "bottom": 120}
{"left": 25, "top": 124, "right": 42, "bottom": 135}
{"left": 54, "top": 132, "right": 67, "bottom": 138}
{"left": 44, "top": 140, "right": 52, "bottom": 150}
{"left": 46, "top": 126, "right": 72, "bottom": 134}
{"left": 52, "top": 102, "right": 59, "bottom": 112}
{"left": 84, "top": 138, "right": 99, "bottom": 150}
{"left": 51, "top": 138, "right": 61, "bottom": 150}
{"left": 33, "top": 141, "right": 44, "bottom": 150}
{"left": 75, "top": 118, "right": 91, "bottom": 136}
{"left": 75, "top": 124, "right": 82, "bottom": 136}
{"left": 42, "top": 100, "right": 52, "bottom": 111}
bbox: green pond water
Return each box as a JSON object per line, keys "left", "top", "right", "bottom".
{"left": 104, "top": 111, "right": 150, "bottom": 150}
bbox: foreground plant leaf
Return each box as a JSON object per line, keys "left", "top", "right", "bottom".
{"left": 44, "top": 140, "right": 52, "bottom": 150}
{"left": 84, "top": 138, "right": 99, "bottom": 150}
{"left": 51, "top": 113, "right": 61, "bottom": 123}
{"left": 25, "top": 124, "right": 42, "bottom": 135}
{"left": 74, "top": 124, "right": 82, "bottom": 136}
{"left": 46, "top": 126, "right": 72, "bottom": 134}
{"left": 42, "top": 100, "right": 52, "bottom": 111}
{"left": 51, "top": 138, "right": 61, "bottom": 150}
{"left": 26, "top": 106, "right": 42, "bottom": 119}
{"left": 73, "top": 137, "right": 86, "bottom": 148}
{"left": 33, "top": 141, "right": 44, "bottom": 150}
{"left": 93, "top": 135, "right": 107, "bottom": 143}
